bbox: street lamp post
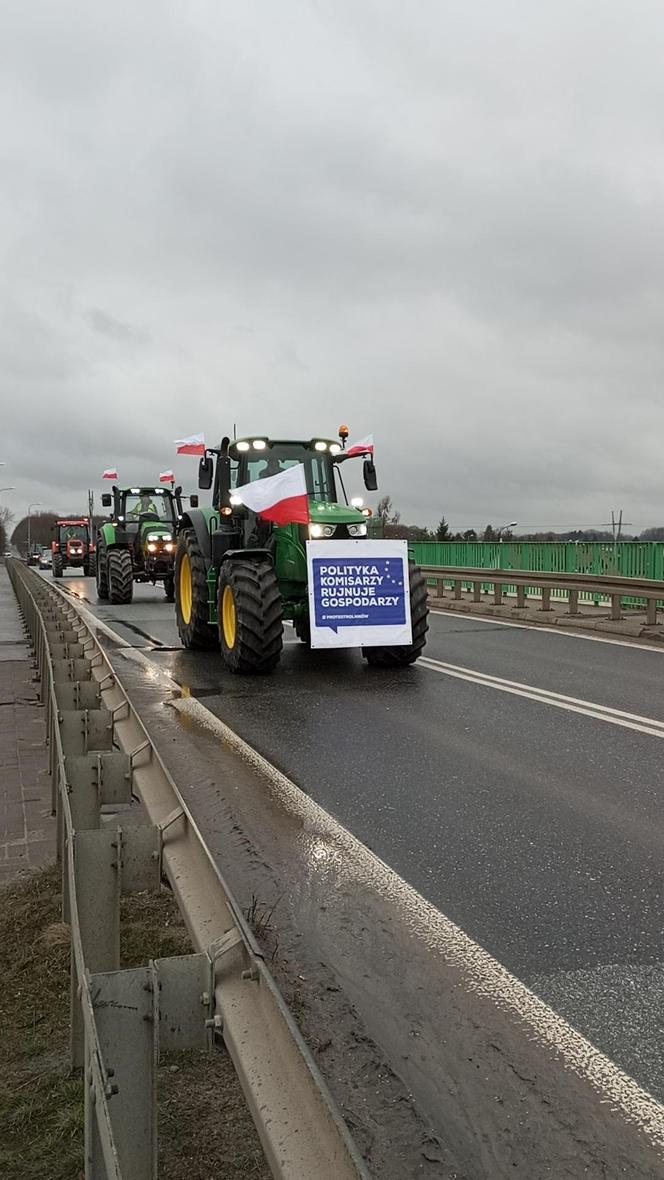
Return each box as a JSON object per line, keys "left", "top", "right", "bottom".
{"left": 497, "top": 521, "right": 518, "bottom": 541}
{"left": 27, "top": 502, "right": 41, "bottom": 558}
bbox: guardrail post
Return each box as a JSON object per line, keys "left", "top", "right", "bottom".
{"left": 647, "top": 597, "right": 657, "bottom": 626}
{"left": 473, "top": 581, "right": 481, "bottom": 603}
{"left": 516, "top": 585, "right": 526, "bottom": 609}
{"left": 71, "top": 830, "right": 121, "bottom": 1068}
{"left": 493, "top": 581, "right": 503, "bottom": 605}
{"left": 610, "top": 593, "right": 622, "bottom": 621}
{"left": 568, "top": 589, "right": 579, "bottom": 615}
{"left": 454, "top": 578, "right": 462, "bottom": 600}
{"left": 540, "top": 587, "right": 552, "bottom": 611}
{"left": 88, "top": 965, "right": 157, "bottom": 1179}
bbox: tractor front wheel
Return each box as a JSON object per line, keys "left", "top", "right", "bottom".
{"left": 52, "top": 553, "right": 64, "bottom": 579}
{"left": 363, "top": 561, "right": 429, "bottom": 668}
{"left": 175, "top": 530, "right": 216, "bottom": 649}
{"left": 108, "top": 549, "right": 133, "bottom": 604}
{"left": 294, "top": 616, "right": 311, "bottom": 646}
{"left": 83, "top": 553, "right": 96, "bottom": 578}
{"left": 218, "top": 559, "right": 283, "bottom": 674}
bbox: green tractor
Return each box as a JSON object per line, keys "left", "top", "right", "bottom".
{"left": 96, "top": 486, "right": 188, "bottom": 604}
{"left": 174, "top": 431, "right": 428, "bottom": 673}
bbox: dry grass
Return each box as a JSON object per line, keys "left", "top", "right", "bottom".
{"left": 0, "top": 865, "right": 82, "bottom": 1180}
{"left": 0, "top": 866, "right": 269, "bottom": 1180}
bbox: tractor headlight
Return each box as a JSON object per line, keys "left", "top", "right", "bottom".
{"left": 147, "top": 543, "right": 158, "bottom": 553}
{"left": 347, "top": 523, "right": 367, "bottom": 537}
{"left": 164, "top": 543, "right": 174, "bottom": 552}
{"left": 161, "top": 533, "right": 172, "bottom": 542}
{"left": 309, "top": 523, "right": 336, "bottom": 538}
{"left": 147, "top": 533, "right": 159, "bottom": 542}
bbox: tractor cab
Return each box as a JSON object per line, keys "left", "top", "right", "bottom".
{"left": 224, "top": 438, "right": 374, "bottom": 552}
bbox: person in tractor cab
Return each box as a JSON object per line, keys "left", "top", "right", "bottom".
{"left": 129, "top": 493, "right": 159, "bottom": 518}
{"left": 259, "top": 454, "right": 284, "bottom": 479}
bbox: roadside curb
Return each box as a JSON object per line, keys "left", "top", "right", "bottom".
{"left": 427, "top": 594, "right": 664, "bottom": 642}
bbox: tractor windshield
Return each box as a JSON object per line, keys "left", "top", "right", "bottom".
{"left": 59, "top": 525, "right": 87, "bottom": 542}
{"left": 236, "top": 445, "right": 336, "bottom": 503}
{"left": 124, "top": 492, "right": 174, "bottom": 522}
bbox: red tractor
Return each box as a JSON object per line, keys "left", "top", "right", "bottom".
{"left": 51, "top": 518, "right": 96, "bottom": 578}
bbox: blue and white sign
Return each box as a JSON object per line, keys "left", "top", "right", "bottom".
{"left": 306, "top": 540, "right": 412, "bottom": 649}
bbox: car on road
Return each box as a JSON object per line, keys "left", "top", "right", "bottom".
{"left": 38, "top": 550, "right": 51, "bottom": 570}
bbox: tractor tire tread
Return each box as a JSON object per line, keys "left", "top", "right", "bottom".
{"left": 175, "top": 530, "right": 216, "bottom": 649}
{"left": 108, "top": 549, "right": 134, "bottom": 604}
{"left": 219, "top": 559, "right": 283, "bottom": 674}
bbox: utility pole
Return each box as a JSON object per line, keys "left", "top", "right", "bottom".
{"left": 27, "top": 502, "right": 41, "bottom": 558}
{"left": 602, "top": 510, "right": 633, "bottom": 542}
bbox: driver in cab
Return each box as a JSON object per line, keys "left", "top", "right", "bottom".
{"left": 129, "top": 493, "right": 158, "bottom": 517}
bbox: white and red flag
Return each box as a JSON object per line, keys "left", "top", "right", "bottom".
{"left": 345, "top": 433, "right": 374, "bottom": 458}
{"left": 160, "top": 470, "right": 175, "bottom": 484}
{"left": 102, "top": 468, "right": 118, "bottom": 480}
{"left": 233, "top": 463, "right": 309, "bottom": 525}
{"left": 175, "top": 433, "right": 205, "bottom": 456}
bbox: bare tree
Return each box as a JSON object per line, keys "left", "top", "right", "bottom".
{"left": 11, "top": 511, "right": 58, "bottom": 556}
{"left": 0, "top": 505, "right": 13, "bottom": 555}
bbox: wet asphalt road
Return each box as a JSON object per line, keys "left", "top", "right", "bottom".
{"left": 50, "top": 573, "right": 664, "bottom": 1099}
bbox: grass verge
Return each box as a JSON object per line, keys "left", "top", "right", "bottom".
{"left": 0, "top": 864, "right": 268, "bottom": 1180}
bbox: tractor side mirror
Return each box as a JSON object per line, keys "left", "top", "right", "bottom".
{"left": 198, "top": 456, "right": 213, "bottom": 489}
{"left": 101, "top": 493, "right": 112, "bottom": 508}
{"left": 363, "top": 460, "right": 378, "bottom": 492}
{"left": 189, "top": 494, "right": 199, "bottom": 508}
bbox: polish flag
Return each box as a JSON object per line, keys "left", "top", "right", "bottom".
{"left": 233, "top": 463, "right": 309, "bottom": 525}
{"left": 346, "top": 433, "right": 374, "bottom": 458}
{"left": 102, "top": 468, "right": 118, "bottom": 480}
{"left": 160, "top": 470, "right": 175, "bottom": 484}
{"left": 175, "top": 433, "right": 205, "bottom": 456}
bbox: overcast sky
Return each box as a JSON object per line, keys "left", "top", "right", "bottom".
{"left": 2, "top": 0, "right": 664, "bottom": 533}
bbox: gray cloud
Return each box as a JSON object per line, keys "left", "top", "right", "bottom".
{"left": 2, "top": 0, "right": 664, "bottom": 531}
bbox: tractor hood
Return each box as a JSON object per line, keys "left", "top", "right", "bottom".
{"left": 308, "top": 500, "right": 366, "bottom": 526}
{"left": 138, "top": 520, "right": 174, "bottom": 538}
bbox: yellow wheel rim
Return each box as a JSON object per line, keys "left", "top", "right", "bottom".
{"left": 221, "top": 585, "right": 237, "bottom": 648}
{"left": 180, "top": 553, "right": 193, "bottom": 624}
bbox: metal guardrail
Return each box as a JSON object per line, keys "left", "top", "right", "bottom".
{"left": 7, "top": 559, "right": 368, "bottom": 1180}
{"left": 421, "top": 565, "right": 664, "bottom": 625}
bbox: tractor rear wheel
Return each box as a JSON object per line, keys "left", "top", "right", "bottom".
{"left": 108, "top": 549, "right": 134, "bottom": 604}
{"left": 218, "top": 559, "right": 283, "bottom": 674}
{"left": 52, "top": 553, "right": 64, "bottom": 578}
{"left": 96, "top": 550, "right": 109, "bottom": 600}
{"left": 363, "top": 561, "right": 429, "bottom": 668}
{"left": 83, "top": 553, "right": 96, "bottom": 578}
{"left": 175, "top": 530, "right": 216, "bottom": 649}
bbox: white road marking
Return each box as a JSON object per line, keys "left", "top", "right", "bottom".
{"left": 419, "top": 655, "right": 664, "bottom": 738}
{"left": 431, "top": 606, "right": 664, "bottom": 654}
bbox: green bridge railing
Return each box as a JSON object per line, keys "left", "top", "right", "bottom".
{"left": 409, "top": 540, "right": 664, "bottom": 580}
{"left": 408, "top": 541, "right": 664, "bottom": 608}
